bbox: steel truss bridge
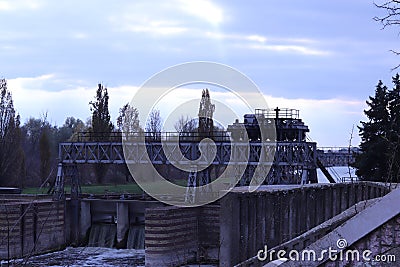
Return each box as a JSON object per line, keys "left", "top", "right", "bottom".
{"left": 54, "top": 133, "right": 357, "bottom": 200}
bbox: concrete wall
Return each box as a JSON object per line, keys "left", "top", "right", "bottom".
{"left": 145, "top": 204, "right": 220, "bottom": 267}
{"left": 0, "top": 196, "right": 65, "bottom": 260}
{"left": 198, "top": 205, "right": 220, "bottom": 261}
{"left": 323, "top": 213, "right": 400, "bottom": 267}
{"left": 236, "top": 198, "right": 382, "bottom": 266}
{"left": 219, "top": 182, "right": 391, "bottom": 266}
{"left": 320, "top": 211, "right": 400, "bottom": 267}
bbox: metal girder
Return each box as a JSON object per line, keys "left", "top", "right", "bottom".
{"left": 59, "top": 141, "right": 344, "bottom": 185}
{"left": 59, "top": 142, "right": 126, "bottom": 164}
{"left": 316, "top": 151, "right": 356, "bottom": 167}
{"left": 185, "top": 166, "right": 197, "bottom": 203}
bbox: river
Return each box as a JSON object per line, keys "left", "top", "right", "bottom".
{"left": 0, "top": 247, "right": 145, "bottom": 267}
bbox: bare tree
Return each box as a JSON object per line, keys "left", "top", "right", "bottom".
{"left": 145, "top": 109, "right": 162, "bottom": 140}
{"left": 374, "top": 0, "right": 400, "bottom": 28}
{"left": 374, "top": 0, "right": 400, "bottom": 69}
{"left": 174, "top": 115, "right": 197, "bottom": 133}
{"left": 117, "top": 103, "right": 142, "bottom": 139}
{"left": 348, "top": 125, "right": 354, "bottom": 182}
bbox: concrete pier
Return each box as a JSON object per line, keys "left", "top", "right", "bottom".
{"left": 116, "top": 202, "right": 129, "bottom": 246}
{"left": 79, "top": 201, "right": 91, "bottom": 242}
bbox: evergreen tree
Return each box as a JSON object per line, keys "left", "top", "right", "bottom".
{"left": 89, "top": 84, "right": 113, "bottom": 183}
{"left": 0, "top": 79, "right": 25, "bottom": 186}
{"left": 386, "top": 74, "right": 400, "bottom": 182}
{"left": 355, "top": 75, "right": 400, "bottom": 183}
{"left": 355, "top": 80, "right": 390, "bottom": 181}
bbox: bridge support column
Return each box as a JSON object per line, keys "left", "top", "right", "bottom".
{"left": 70, "top": 199, "right": 80, "bottom": 245}
{"left": 220, "top": 193, "right": 240, "bottom": 266}
{"left": 117, "top": 202, "right": 129, "bottom": 247}
{"left": 79, "top": 201, "right": 91, "bottom": 242}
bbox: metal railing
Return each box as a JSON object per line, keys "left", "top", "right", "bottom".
{"left": 317, "top": 147, "right": 360, "bottom": 153}
{"left": 255, "top": 108, "right": 300, "bottom": 119}
{"left": 77, "top": 131, "right": 232, "bottom": 142}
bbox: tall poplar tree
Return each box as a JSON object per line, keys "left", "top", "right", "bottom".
{"left": 89, "top": 83, "right": 113, "bottom": 183}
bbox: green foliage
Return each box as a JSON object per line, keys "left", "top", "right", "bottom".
{"left": 355, "top": 75, "right": 400, "bottom": 182}
{"left": 19, "top": 115, "right": 88, "bottom": 187}
{"left": 0, "top": 79, "right": 25, "bottom": 186}
{"left": 58, "top": 116, "right": 86, "bottom": 142}
{"left": 89, "top": 84, "right": 113, "bottom": 183}
{"left": 89, "top": 84, "right": 113, "bottom": 140}
{"left": 21, "top": 115, "right": 59, "bottom": 186}
{"left": 39, "top": 129, "right": 51, "bottom": 183}
{"left": 22, "top": 183, "right": 144, "bottom": 195}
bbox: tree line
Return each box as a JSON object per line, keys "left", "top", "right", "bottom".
{"left": 2, "top": 72, "right": 398, "bottom": 188}
{"left": 0, "top": 81, "right": 211, "bottom": 188}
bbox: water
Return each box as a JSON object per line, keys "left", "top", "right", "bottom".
{"left": 88, "top": 224, "right": 117, "bottom": 248}
{"left": 0, "top": 247, "right": 144, "bottom": 267}
{"left": 317, "top": 166, "right": 358, "bottom": 183}
{"left": 0, "top": 225, "right": 146, "bottom": 266}
{"left": 127, "top": 225, "right": 145, "bottom": 249}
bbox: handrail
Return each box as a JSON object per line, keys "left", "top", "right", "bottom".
{"left": 255, "top": 108, "right": 300, "bottom": 119}
{"left": 317, "top": 147, "right": 360, "bottom": 153}
{"left": 77, "top": 131, "right": 232, "bottom": 142}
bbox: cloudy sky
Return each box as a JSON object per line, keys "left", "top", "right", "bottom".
{"left": 1, "top": 0, "right": 399, "bottom": 146}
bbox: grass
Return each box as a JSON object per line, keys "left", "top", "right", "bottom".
{"left": 22, "top": 183, "right": 145, "bottom": 195}
{"left": 21, "top": 179, "right": 189, "bottom": 195}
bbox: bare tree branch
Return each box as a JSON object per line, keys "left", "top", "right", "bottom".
{"left": 348, "top": 125, "right": 354, "bottom": 182}
{"left": 374, "top": 1, "right": 400, "bottom": 69}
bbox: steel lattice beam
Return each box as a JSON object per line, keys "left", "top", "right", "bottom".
{"left": 58, "top": 141, "right": 355, "bottom": 186}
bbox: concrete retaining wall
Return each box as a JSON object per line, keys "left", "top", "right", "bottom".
{"left": 0, "top": 197, "right": 65, "bottom": 260}
{"left": 145, "top": 204, "right": 220, "bottom": 267}
{"left": 220, "top": 182, "right": 391, "bottom": 266}
{"left": 324, "top": 212, "right": 400, "bottom": 267}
